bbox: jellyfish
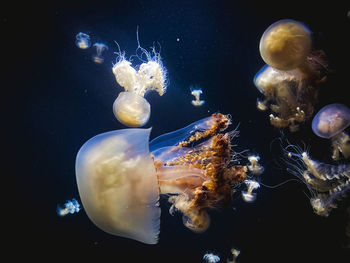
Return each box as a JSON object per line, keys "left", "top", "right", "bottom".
{"left": 241, "top": 180, "right": 260, "bottom": 203}
{"left": 227, "top": 248, "right": 240, "bottom": 263}
{"left": 92, "top": 43, "right": 108, "bottom": 64}
{"left": 312, "top": 103, "right": 350, "bottom": 160}
{"left": 254, "top": 19, "right": 327, "bottom": 131}
{"left": 284, "top": 143, "right": 350, "bottom": 217}
{"left": 190, "top": 86, "right": 205, "bottom": 107}
{"left": 203, "top": 253, "right": 220, "bottom": 263}
{"left": 75, "top": 32, "right": 91, "bottom": 49}
{"left": 111, "top": 44, "right": 167, "bottom": 127}
{"left": 247, "top": 155, "right": 264, "bottom": 175}
{"left": 75, "top": 113, "right": 259, "bottom": 244}
{"left": 57, "top": 198, "right": 81, "bottom": 217}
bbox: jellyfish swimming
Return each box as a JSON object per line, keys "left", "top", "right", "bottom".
{"left": 254, "top": 19, "right": 328, "bottom": 131}
{"left": 111, "top": 42, "right": 167, "bottom": 127}
{"left": 227, "top": 248, "right": 240, "bottom": 263}
{"left": 75, "top": 32, "right": 91, "bottom": 49}
{"left": 241, "top": 180, "right": 260, "bottom": 203}
{"left": 284, "top": 143, "right": 350, "bottom": 217}
{"left": 57, "top": 198, "right": 81, "bottom": 217}
{"left": 76, "top": 113, "right": 261, "bottom": 244}
{"left": 92, "top": 43, "right": 108, "bottom": 64}
{"left": 312, "top": 103, "right": 350, "bottom": 160}
{"left": 203, "top": 253, "right": 220, "bottom": 263}
{"left": 190, "top": 86, "right": 205, "bottom": 107}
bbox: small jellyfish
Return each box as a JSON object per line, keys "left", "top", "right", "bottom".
{"left": 241, "top": 180, "right": 260, "bottom": 203}
{"left": 75, "top": 32, "right": 91, "bottom": 49}
{"left": 254, "top": 19, "right": 327, "bottom": 131}
{"left": 285, "top": 144, "right": 350, "bottom": 217}
{"left": 92, "top": 43, "right": 108, "bottom": 64}
{"left": 247, "top": 155, "right": 264, "bottom": 175}
{"left": 190, "top": 86, "right": 205, "bottom": 107}
{"left": 312, "top": 103, "right": 350, "bottom": 160}
{"left": 75, "top": 113, "right": 255, "bottom": 244}
{"left": 227, "top": 248, "right": 240, "bottom": 263}
{"left": 57, "top": 198, "right": 81, "bottom": 217}
{"left": 112, "top": 43, "right": 167, "bottom": 127}
{"left": 203, "top": 253, "right": 220, "bottom": 263}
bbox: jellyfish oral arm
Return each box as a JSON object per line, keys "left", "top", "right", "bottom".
{"left": 156, "top": 165, "right": 207, "bottom": 194}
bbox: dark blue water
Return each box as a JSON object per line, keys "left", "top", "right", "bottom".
{"left": 4, "top": 0, "right": 350, "bottom": 262}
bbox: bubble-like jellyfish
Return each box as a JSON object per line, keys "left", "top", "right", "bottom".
{"left": 190, "top": 86, "right": 205, "bottom": 107}
{"left": 284, "top": 143, "right": 350, "bottom": 217}
{"left": 75, "top": 113, "right": 259, "bottom": 244}
{"left": 75, "top": 32, "right": 91, "bottom": 49}
{"left": 203, "top": 253, "right": 220, "bottom": 263}
{"left": 312, "top": 103, "right": 350, "bottom": 160}
{"left": 57, "top": 198, "right": 81, "bottom": 217}
{"left": 92, "top": 43, "right": 108, "bottom": 64}
{"left": 111, "top": 42, "right": 167, "bottom": 127}
{"left": 254, "top": 19, "right": 327, "bottom": 131}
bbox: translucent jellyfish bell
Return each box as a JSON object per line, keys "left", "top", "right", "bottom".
{"left": 92, "top": 43, "right": 108, "bottom": 64}
{"left": 312, "top": 103, "right": 350, "bottom": 160}
{"left": 76, "top": 128, "right": 160, "bottom": 244}
{"left": 75, "top": 32, "right": 91, "bottom": 49}
{"left": 259, "top": 19, "right": 312, "bottom": 71}
{"left": 112, "top": 47, "right": 167, "bottom": 127}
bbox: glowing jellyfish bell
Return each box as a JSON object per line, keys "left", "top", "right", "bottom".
{"left": 75, "top": 32, "right": 91, "bottom": 49}
{"left": 112, "top": 47, "right": 167, "bottom": 127}
{"left": 75, "top": 113, "right": 250, "bottom": 243}
{"left": 259, "top": 19, "right": 312, "bottom": 71}
{"left": 312, "top": 103, "right": 350, "bottom": 160}
{"left": 92, "top": 43, "right": 108, "bottom": 64}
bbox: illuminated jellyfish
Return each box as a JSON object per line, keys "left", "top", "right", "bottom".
{"left": 241, "top": 180, "right": 260, "bottom": 203}
{"left": 285, "top": 144, "right": 350, "bottom": 217}
{"left": 227, "top": 248, "right": 240, "bottom": 263}
{"left": 92, "top": 43, "right": 108, "bottom": 64}
{"left": 111, "top": 42, "right": 167, "bottom": 127}
{"left": 75, "top": 32, "right": 91, "bottom": 49}
{"left": 312, "top": 103, "right": 350, "bottom": 160}
{"left": 75, "top": 113, "right": 255, "bottom": 244}
{"left": 254, "top": 19, "right": 327, "bottom": 131}
{"left": 57, "top": 198, "right": 81, "bottom": 217}
{"left": 203, "top": 253, "right": 220, "bottom": 263}
{"left": 190, "top": 86, "right": 205, "bottom": 107}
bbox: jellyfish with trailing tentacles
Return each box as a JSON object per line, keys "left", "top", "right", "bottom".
{"left": 312, "top": 103, "right": 350, "bottom": 160}
{"left": 284, "top": 142, "right": 350, "bottom": 217}
{"left": 111, "top": 42, "right": 167, "bottom": 127}
{"left": 76, "top": 113, "right": 261, "bottom": 244}
{"left": 75, "top": 32, "right": 91, "bottom": 49}
{"left": 254, "top": 19, "right": 327, "bottom": 131}
{"left": 92, "top": 43, "right": 108, "bottom": 64}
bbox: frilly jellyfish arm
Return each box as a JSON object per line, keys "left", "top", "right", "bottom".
{"left": 149, "top": 113, "right": 231, "bottom": 151}
{"left": 75, "top": 128, "right": 160, "bottom": 244}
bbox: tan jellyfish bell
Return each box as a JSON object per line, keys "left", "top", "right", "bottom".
{"left": 259, "top": 19, "right": 312, "bottom": 71}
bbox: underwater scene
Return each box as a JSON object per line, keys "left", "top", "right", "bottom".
{"left": 4, "top": 0, "right": 350, "bottom": 262}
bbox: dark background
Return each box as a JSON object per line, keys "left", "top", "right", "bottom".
{"left": 3, "top": 0, "right": 350, "bottom": 262}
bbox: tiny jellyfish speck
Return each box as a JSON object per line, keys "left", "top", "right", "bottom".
{"left": 254, "top": 19, "right": 328, "bottom": 131}
{"left": 57, "top": 198, "right": 81, "bottom": 217}
{"left": 112, "top": 36, "right": 167, "bottom": 127}
{"left": 203, "top": 253, "right": 220, "bottom": 263}
{"left": 227, "top": 248, "right": 240, "bottom": 263}
{"left": 92, "top": 43, "right": 108, "bottom": 64}
{"left": 190, "top": 86, "right": 205, "bottom": 107}
{"left": 75, "top": 113, "right": 262, "bottom": 244}
{"left": 75, "top": 32, "right": 91, "bottom": 49}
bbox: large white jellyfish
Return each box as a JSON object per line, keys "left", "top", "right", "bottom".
{"left": 75, "top": 113, "right": 256, "bottom": 244}
{"left": 111, "top": 44, "right": 167, "bottom": 127}
{"left": 312, "top": 103, "right": 350, "bottom": 160}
